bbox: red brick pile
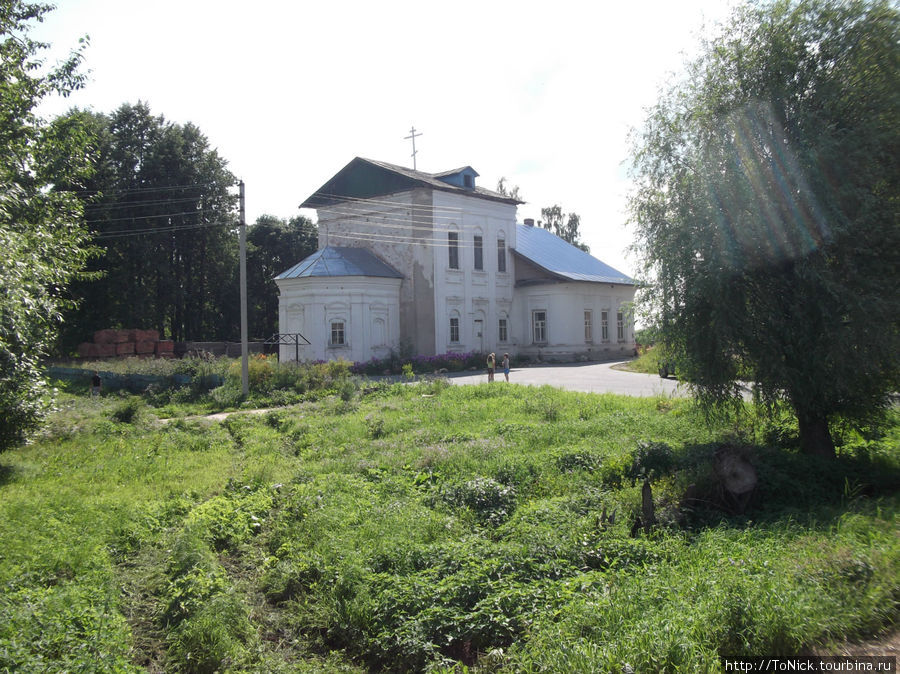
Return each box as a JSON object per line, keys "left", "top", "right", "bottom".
{"left": 77, "top": 329, "right": 175, "bottom": 359}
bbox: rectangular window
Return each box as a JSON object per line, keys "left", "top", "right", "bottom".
{"left": 498, "top": 318, "right": 508, "bottom": 342}
{"left": 601, "top": 311, "right": 609, "bottom": 342}
{"left": 330, "top": 321, "right": 345, "bottom": 346}
{"left": 474, "top": 235, "right": 483, "bottom": 270}
{"left": 448, "top": 232, "right": 459, "bottom": 269}
{"left": 450, "top": 317, "right": 460, "bottom": 343}
{"left": 497, "top": 238, "right": 506, "bottom": 272}
{"left": 617, "top": 311, "right": 625, "bottom": 342}
{"left": 584, "top": 310, "right": 593, "bottom": 343}
{"left": 532, "top": 310, "right": 547, "bottom": 344}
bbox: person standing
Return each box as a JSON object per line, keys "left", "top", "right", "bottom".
{"left": 90, "top": 371, "right": 102, "bottom": 398}
{"left": 501, "top": 353, "right": 510, "bottom": 382}
{"left": 487, "top": 353, "right": 495, "bottom": 382}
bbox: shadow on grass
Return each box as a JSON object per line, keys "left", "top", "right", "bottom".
{"left": 661, "top": 441, "right": 900, "bottom": 531}
{"left": 0, "top": 462, "right": 17, "bottom": 488}
{"left": 50, "top": 376, "right": 92, "bottom": 396}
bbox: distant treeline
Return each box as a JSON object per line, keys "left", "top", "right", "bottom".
{"left": 55, "top": 102, "right": 317, "bottom": 354}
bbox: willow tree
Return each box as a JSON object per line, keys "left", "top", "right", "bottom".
{"left": 629, "top": 0, "right": 899, "bottom": 457}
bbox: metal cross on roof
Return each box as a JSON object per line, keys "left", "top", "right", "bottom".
{"left": 404, "top": 126, "right": 421, "bottom": 170}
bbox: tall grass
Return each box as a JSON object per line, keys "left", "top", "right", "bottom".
{"left": 1, "top": 382, "right": 897, "bottom": 672}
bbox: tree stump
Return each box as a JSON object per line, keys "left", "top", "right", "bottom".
{"left": 641, "top": 478, "right": 656, "bottom": 533}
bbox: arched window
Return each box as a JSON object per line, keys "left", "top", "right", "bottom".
{"left": 472, "top": 227, "right": 484, "bottom": 271}
{"left": 448, "top": 226, "right": 460, "bottom": 270}
{"left": 372, "top": 317, "right": 385, "bottom": 346}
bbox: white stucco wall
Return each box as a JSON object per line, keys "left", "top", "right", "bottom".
{"left": 275, "top": 275, "right": 401, "bottom": 362}
{"left": 315, "top": 190, "right": 436, "bottom": 356}
{"left": 314, "top": 188, "right": 518, "bottom": 357}
{"left": 431, "top": 191, "right": 517, "bottom": 356}
{"left": 291, "top": 178, "right": 632, "bottom": 363}
{"left": 512, "top": 281, "right": 636, "bottom": 360}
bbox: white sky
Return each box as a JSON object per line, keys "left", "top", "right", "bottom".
{"left": 33, "top": 0, "right": 736, "bottom": 277}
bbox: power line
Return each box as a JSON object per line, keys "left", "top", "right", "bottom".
{"left": 89, "top": 207, "right": 513, "bottom": 246}
{"left": 320, "top": 210, "right": 494, "bottom": 236}
{"left": 84, "top": 209, "right": 217, "bottom": 225}
{"left": 326, "top": 229, "right": 504, "bottom": 250}
{"left": 84, "top": 196, "right": 211, "bottom": 212}
{"left": 93, "top": 219, "right": 236, "bottom": 239}
{"left": 69, "top": 182, "right": 230, "bottom": 197}
{"left": 76, "top": 181, "right": 516, "bottom": 246}
{"left": 307, "top": 191, "right": 466, "bottom": 215}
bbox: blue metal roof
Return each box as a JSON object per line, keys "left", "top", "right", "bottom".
{"left": 275, "top": 246, "right": 404, "bottom": 280}
{"left": 514, "top": 224, "right": 634, "bottom": 285}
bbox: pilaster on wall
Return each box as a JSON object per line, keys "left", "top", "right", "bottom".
{"left": 407, "top": 188, "right": 436, "bottom": 356}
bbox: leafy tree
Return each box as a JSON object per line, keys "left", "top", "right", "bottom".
{"left": 629, "top": 0, "right": 900, "bottom": 457}
{"left": 58, "top": 102, "right": 239, "bottom": 346}
{"left": 0, "top": 1, "right": 94, "bottom": 450}
{"left": 246, "top": 214, "right": 317, "bottom": 339}
{"left": 495, "top": 179, "right": 591, "bottom": 252}
{"left": 495, "top": 176, "right": 521, "bottom": 200}
{"left": 540, "top": 204, "right": 589, "bottom": 252}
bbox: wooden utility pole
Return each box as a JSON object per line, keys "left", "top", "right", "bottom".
{"left": 239, "top": 180, "right": 248, "bottom": 397}
{"left": 404, "top": 126, "right": 421, "bottom": 170}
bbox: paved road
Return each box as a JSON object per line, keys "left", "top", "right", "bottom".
{"left": 446, "top": 360, "right": 690, "bottom": 397}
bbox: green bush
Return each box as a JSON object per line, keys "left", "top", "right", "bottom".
{"left": 555, "top": 449, "right": 603, "bottom": 473}
{"left": 261, "top": 548, "right": 323, "bottom": 604}
{"left": 163, "top": 531, "right": 230, "bottom": 626}
{"left": 167, "top": 592, "right": 253, "bottom": 674}
{"left": 438, "top": 477, "right": 517, "bottom": 527}
{"left": 110, "top": 397, "right": 145, "bottom": 424}
{"left": 184, "top": 485, "right": 273, "bottom": 551}
{"left": 629, "top": 440, "right": 676, "bottom": 480}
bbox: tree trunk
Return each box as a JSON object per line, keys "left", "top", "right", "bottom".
{"left": 796, "top": 410, "right": 835, "bottom": 458}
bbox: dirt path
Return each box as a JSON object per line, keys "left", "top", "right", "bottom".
{"left": 156, "top": 407, "right": 280, "bottom": 425}
{"left": 811, "top": 630, "right": 900, "bottom": 657}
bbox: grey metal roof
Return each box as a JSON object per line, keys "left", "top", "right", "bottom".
{"left": 275, "top": 246, "right": 404, "bottom": 280}
{"left": 514, "top": 224, "right": 634, "bottom": 285}
{"left": 301, "top": 157, "right": 522, "bottom": 208}
{"left": 431, "top": 165, "right": 479, "bottom": 178}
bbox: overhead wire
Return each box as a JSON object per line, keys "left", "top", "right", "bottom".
{"left": 69, "top": 182, "right": 229, "bottom": 198}
{"left": 93, "top": 219, "right": 236, "bottom": 240}
{"left": 84, "top": 209, "right": 217, "bottom": 225}
{"left": 84, "top": 196, "right": 212, "bottom": 212}
{"left": 307, "top": 191, "right": 468, "bottom": 215}
{"left": 326, "top": 229, "right": 505, "bottom": 250}
{"left": 78, "top": 183, "right": 521, "bottom": 245}
{"left": 89, "top": 212, "right": 517, "bottom": 248}
{"left": 91, "top": 220, "right": 508, "bottom": 251}
{"left": 319, "top": 206, "right": 498, "bottom": 234}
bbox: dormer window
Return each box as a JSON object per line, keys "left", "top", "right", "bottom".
{"left": 434, "top": 166, "right": 479, "bottom": 190}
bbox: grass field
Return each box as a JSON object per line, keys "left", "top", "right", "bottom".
{"left": 1, "top": 377, "right": 897, "bottom": 672}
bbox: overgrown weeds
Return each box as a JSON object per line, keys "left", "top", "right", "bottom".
{"left": 1, "top": 383, "right": 897, "bottom": 672}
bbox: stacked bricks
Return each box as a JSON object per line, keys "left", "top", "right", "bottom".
{"left": 77, "top": 329, "right": 174, "bottom": 359}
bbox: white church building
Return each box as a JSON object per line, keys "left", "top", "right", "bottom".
{"left": 275, "top": 157, "right": 635, "bottom": 363}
